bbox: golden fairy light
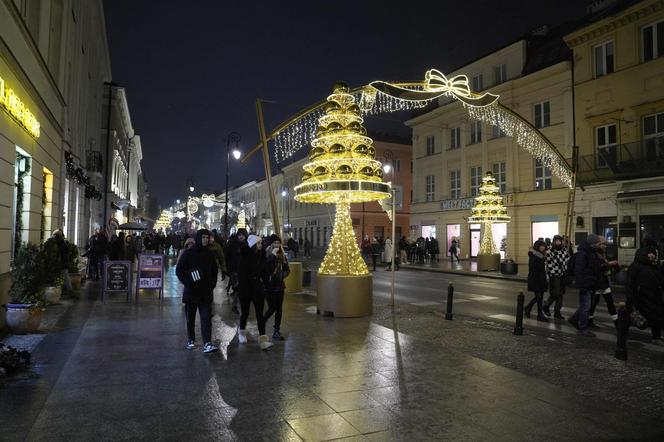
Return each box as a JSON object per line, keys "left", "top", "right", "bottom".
{"left": 294, "top": 82, "right": 391, "bottom": 275}
{"left": 468, "top": 172, "right": 511, "bottom": 254}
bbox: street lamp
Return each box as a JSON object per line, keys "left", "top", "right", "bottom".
{"left": 176, "top": 199, "right": 180, "bottom": 204}
{"left": 281, "top": 188, "right": 290, "bottom": 237}
{"left": 225, "top": 132, "right": 241, "bottom": 238}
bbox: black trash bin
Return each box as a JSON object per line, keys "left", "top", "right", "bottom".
{"left": 500, "top": 260, "right": 519, "bottom": 275}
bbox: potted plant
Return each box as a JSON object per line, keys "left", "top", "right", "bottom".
{"left": 40, "top": 239, "right": 64, "bottom": 304}
{"left": 66, "top": 241, "right": 82, "bottom": 291}
{"left": 5, "top": 243, "right": 45, "bottom": 334}
{"left": 499, "top": 237, "right": 519, "bottom": 274}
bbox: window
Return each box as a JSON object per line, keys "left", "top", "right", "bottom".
{"left": 642, "top": 20, "right": 664, "bottom": 61}
{"left": 493, "top": 64, "right": 507, "bottom": 84}
{"left": 470, "top": 121, "right": 482, "bottom": 144}
{"left": 472, "top": 74, "right": 483, "bottom": 91}
{"left": 492, "top": 162, "right": 506, "bottom": 193}
{"left": 491, "top": 125, "right": 506, "bottom": 138}
{"left": 643, "top": 112, "right": 664, "bottom": 160}
{"left": 426, "top": 135, "right": 435, "bottom": 155}
{"left": 534, "top": 102, "right": 550, "bottom": 128}
{"left": 470, "top": 166, "right": 482, "bottom": 197}
{"left": 450, "top": 127, "right": 461, "bottom": 149}
{"left": 450, "top": 169, "right": 461, "bottom": 199}
{"left": 425, "top": 175, "right": 435, "bottom": 202}
{"left": 394, "top": 158, "right": 401, "bottom": 172}
{"left": 594, "top": 41, "right": 614, "bottom": 78}
{"left": 595, "top": 124, "right": 617, "bottom": 168}
{"left": 535, "top": 159, "right": 552, "bottom": 190}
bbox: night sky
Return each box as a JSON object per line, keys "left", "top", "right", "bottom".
{"left": 103, "top": 0, "right": 588, "bottom": 208}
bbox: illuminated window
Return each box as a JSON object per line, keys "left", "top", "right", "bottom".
{"left": 642, "top": 20, "right": 664, "bottom": 61}
{"left": 470, "top": 166, "right": 482, "bottom": 197}
{"left": 492, "top": 162, "right": 506, "bottom": 193}
{"left": 450, "top": 127, "right": 461, "bottom": 149}
{"left": 535, "top": 159, "right": 552, "bottom": 190}
{"left": 426, "top": 135, "right": 435, "bottom": 155}
{"left": 534, "top": 101, "right": 550, "bottom": 128}
{"left": 425, "top": 175, "right": 435, "bottom": 202}
{"left": 595, "top": 124, "right": 617, "bottom": 168}
{"left": 450, "top": 169, "right": 461, "bottom": 199}
{"left": 472, "top": 74, "right": 483, "bottom": 91}
{"left": 470, "top": 121, "right": 482, "bottom": 144}
{"left": 493, "top": 64, "right": 507, "bottom": 85}
{"left": 594, "top": 41, "right": 614, "bottom": 78}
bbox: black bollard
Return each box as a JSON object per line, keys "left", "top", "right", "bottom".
{"left": 445, "top": 282, "right": 454, "bottom": 320}
{"left": 514, "top": 291, "right": 524, "bottom": 336}
{"left": 614, "top": 305, "right": 629, "bottom": 361}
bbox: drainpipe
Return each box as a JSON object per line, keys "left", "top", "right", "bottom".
{"left": 103, "top": 82, "right": 114, "bottom": 227}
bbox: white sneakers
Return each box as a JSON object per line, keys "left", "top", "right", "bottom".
{"left": 259, "top": 335, "right": 274, "bottom": 351}
{"left": 186, "top": 340, "right": 196, "bottom": 350}
{"left": 203, "top": 342, "right": 219, "bottom": 353}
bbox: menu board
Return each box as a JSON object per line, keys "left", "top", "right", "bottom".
{"left": 104, "top": 261, "right": 131, "bottom": 292}
{"left": 137, "top": 254, "right": 164, "bottom": 289}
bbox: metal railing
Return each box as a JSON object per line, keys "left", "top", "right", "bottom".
{"left": 574, "top": 136, "right": 664, "bottom": 185}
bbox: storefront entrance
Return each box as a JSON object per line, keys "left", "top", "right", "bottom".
{"left": 640, "top": 215, "right": 664, "bottom": 245}
{"left": 470, "top": 224, "right": 481, "bottom": 258}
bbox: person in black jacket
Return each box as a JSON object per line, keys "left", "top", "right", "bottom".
{"left": 569, "top": 234, "right": 603, "bottom": 335}
{"left": 176, "top": 229, "right": 219, "bottom": 353}
{"left": 225, "top": 229, "right": 248, "bottom": 313}
{"left": 627, "top": 246, "right": 664, "bottom": 345}
{"left": 238, "top": 235, "right": 273, "bottom": 350}
{"left": 525, "top": 240, "right": 549, "bottom": 321}
{"left": 263, "top": 237, "right": 290, "bottom": 341}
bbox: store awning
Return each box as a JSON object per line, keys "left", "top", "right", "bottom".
{"left": 616, "top": 188, "right": 664, "bottom": 199}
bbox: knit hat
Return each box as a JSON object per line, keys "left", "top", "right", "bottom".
{"left": 247, "top": 234, "right": 260, "bottom": 248}
{"left": 586, "top": 233, "right": 601, "bottom": 246}
{"left": 553, "top": 235, "right": 563, "bottom": 242}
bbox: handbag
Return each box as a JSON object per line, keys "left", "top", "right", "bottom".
{"left": 630, "top": 309, "right": 648, "bottom": 330}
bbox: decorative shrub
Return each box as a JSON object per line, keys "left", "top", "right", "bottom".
{"left": 8, "top": 243, "right": 45, "bottom": 305}
{"left": 66, "top": 241, "right": 79, "bottom": 273}
{"left": 0, "top": 343, "right": 31, "bottom": 377}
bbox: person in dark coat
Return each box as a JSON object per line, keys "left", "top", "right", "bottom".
{"left": 568, "top": 233, "right": 603, "bottom": 335}
{"left": 587, "top": 236, "right": 619, "bottom": 327}
{"left": 627, "top": 246, "right": 664, "bottom": 345}
{"left": 238, "top": 235, "right": 273, "bottom": 350}
{"left": 525, "top": 240, "right": 549, "bottom": 321}
{"left": 263, "top": 237, "right": 290, "bottom": 341}
{"left": 176, "top": 229, "right": 219, "bottom": 353}
{"left": 370, "top": 237, "right": 381, "bottom": 271}
{"left": 225, "top": 229, "right": 248, "bottom": 313}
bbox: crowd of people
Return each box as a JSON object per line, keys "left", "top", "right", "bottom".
{"left": 359, "top": 235, "right": 441, "bottom": 271}
{"left": 175, "top": 228, "right": 290, "bottom": 354}
{"left": 525, "top": 233, "right": 664, "bottom": 344}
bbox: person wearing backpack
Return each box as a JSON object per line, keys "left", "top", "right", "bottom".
{"left": 568, "top": 233, "right": 603, "bottom": 336}
{"left": 543, "top": 235, "right": 569, "bottom": 320}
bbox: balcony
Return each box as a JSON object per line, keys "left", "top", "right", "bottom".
{"left": 86, "top": 150, "right": 103, "bottom": 177}
{"left": 575, "top": 137, "right": 664, "bottom": 186}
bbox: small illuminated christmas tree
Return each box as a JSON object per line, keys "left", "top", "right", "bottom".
{"left": 294, "top": 82, "right": 391, "bottom": 275}
{"left": 468, "top": 172, "right": 510, "bottom": 256}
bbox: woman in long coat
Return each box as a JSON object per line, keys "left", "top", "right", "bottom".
{"left": 525, "top": 240, "right": 549, "bottom": 321}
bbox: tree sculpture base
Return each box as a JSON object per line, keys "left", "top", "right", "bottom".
{"left": 477, "top": 253, "right": 501, "bottom": 271}
{"left": 317, "top": 273, "right": 373, "bottom": 317}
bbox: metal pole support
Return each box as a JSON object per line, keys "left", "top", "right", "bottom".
{"left": 614, "top": 305, "right": 629, "bottom": 361}
{"left": 445, "top": 282, "right": 454, "bottom": 320}
{"left": 514, "top": 291, "right": 524, "bottom": 336}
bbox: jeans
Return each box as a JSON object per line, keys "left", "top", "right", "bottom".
{"left": 185, "top": 302, "right": 212, "bottom": 343}
{"left": 264, "top": 290, "right": 284, "bottom": 330}
{"left": 545, "top": 276, "right": 565, "bottom": 314}
{"left": 571, "top": 289, "right": 593, "bottom": 330}
{"left": 239, "top": 288, "right": 266, "bottom": 335}
{"left": 589, "top": 290, "right": 617, "bottom": 320}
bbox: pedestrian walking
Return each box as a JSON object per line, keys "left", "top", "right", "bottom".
{"left": 525, "top": 240, "right": 549, "bottom": 322}
{"left": 399, "top": 236, "right": 410, "bottom": 265}
{"left": 361, "top": 235, "right": 371, "bottom": 263}
{"left": 449, "top": 238, "right": 459, "bottom": 263}
{"left": 226, "top": 229, "right": 248, "bottom": 314}
{"left": 238, "top": 234, "right": 273, "bottom": 350}
{"left": 370, "top": 237, "right": 380, "bottom": 271}
{"left": 568, "top": 233, "right": 603, "bottom": 336}
{"left": 264, "top": 237, "right": 290, "bottom": 341}
{"left": 207, "top": 234, "right": 228, "bottom": 281}
{"left": 587, "top": 236, "right": 619, "bottom": 327}
{"left": 124, "top": 235, "right": 137, "bottom": 264}
{"left": 543, "top": 235, "right": 569, "bottom": 319}
{"left": 430, "top": 237, "right": 440, "bottom": 263}
{"left": 304, "top": 237, "right": 312, "bottom": 258}
{"left": 626, "top": 245, "right": 664, "bottom": 345}
{"left": 175, "top": 229, "right": 219, "bottom": 353}
{"left": 176, "top": 237, "right": 195, "bottom": 265}
{"left": 383, "top": 238, "right": 399, "bottom": 270}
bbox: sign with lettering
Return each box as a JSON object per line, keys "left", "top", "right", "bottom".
{"left": 0, "top": 75, "right": 41, "bottom": 138}
{"left": 306, "top": 220, "right": 318, "bottom": 226}
{"left": 102, "top": 260, "right": 132, "bottom": 301}
{"left": 137, "top": 254, "right": 164, "bottom": 290}
{"left": 440, "top": 198, "right": 475, "bottom": 210}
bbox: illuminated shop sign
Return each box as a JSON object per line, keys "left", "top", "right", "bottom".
{"left": 0, "top": 74, "right": 41, "bottom": 138}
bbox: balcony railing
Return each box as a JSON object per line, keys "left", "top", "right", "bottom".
{"left": 86, "top": 150, "right": 103, "bottom": 175}
{"left": 574, "top": 136, "right": 664, "bottom": 186}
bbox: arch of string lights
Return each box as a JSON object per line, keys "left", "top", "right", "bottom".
{"left": 272, "top": 69, "right": 573, "bottom": 188}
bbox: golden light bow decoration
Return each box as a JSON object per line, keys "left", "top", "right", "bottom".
{"left": 272, "top": 69, "right": 572, "bottom": 188}
{"left": 201, "top": 193, "right": 216, "bottom": 208}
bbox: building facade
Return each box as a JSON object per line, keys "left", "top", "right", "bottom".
{"left": 407, "top": 37, "right": 575, "bottom": 264}
{"left": 565, "top": 0, "right": 664, "bottom": 263}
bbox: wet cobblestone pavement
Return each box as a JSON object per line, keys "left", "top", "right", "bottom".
{"left": 1, "top": 260, "right": 663, "bottom": 441}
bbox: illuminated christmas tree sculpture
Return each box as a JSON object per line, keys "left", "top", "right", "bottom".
{"left": 468, "top": 172, "right": 510, "bottom": 270}
{"left": 294, "top": 82, "right": 391, "bottom": 316}
{"left": 295, "top": 82, "right": 391, "bottom": 276}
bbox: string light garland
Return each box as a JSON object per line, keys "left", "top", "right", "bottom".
{"left": 468, "top": 172, "right": 511, "bottom": 255}
{"left": 64, "top": 151, "right": 102, "bottom": 200}
{"left": 272, "top": 69, "right": 572, "bottom": 187}
{"left": 294, "top": 82, "right": 391, "bottom": 276}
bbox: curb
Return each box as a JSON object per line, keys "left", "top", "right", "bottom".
{"left": 399, "top": 264, "right": 527, "bottom": 283}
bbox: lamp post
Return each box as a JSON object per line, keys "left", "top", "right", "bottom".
{"left": 281, "top": 188, "right": 290, "bottom": 237}
{"left": 383, "top": 163, "right": 396, "bottom": 307}
{"left": 225, "top": 132, "right": 242, "bottom": 239}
